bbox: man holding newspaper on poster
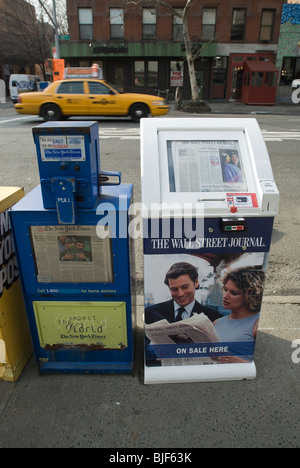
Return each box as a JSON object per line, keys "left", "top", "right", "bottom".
{"left": 145, "top": 262, "right": 221, "bottom": 324}
{"left": 145, "top": 262, "right": 223, "bottom": 366}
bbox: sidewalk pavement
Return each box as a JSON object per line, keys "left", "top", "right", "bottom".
{"left": 209, "top": 100, "right": 300, "bottom": 116}
{"left": 0, "top": 297, "right": 299, "bottom": 448}
{"left": 171, "top": 100, "right": 300, "bottom": 116}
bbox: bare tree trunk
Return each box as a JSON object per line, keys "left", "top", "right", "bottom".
{"left": 126, "top": 0, "right": 203, "bottom": 103}
{"left": 182, "top": 0, "right": 199, "bottom": 102}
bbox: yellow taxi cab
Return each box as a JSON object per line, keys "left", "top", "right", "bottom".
{"left": 14, "top": 79, "right": 170, "bottom": 122}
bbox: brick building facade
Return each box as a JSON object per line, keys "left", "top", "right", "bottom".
{"left": 61, "top": 0, "right": 285, "bottom": 101}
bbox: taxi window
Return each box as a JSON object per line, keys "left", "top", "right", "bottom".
{"left": 56, "top": 81, "right": 84, "bottom": 94}
{"left": 88, "top": 81, "right": 112, "bottom": 95}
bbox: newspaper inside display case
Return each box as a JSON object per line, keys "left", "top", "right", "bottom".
{"left": 166, "top": 139, "right": 247, "bottom": 193}
{"left": 158, "top": 130, "right": 257, "bottom": 209}
{"left": 30, "top": 225, "right": 113, "bottom": 284}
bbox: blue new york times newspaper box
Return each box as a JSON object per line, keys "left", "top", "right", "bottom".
{"left": 10, "top": 122, "right": 135, "bottom": 374}
{"left": 141, "top": 118, "right": 279, "bottom": 384}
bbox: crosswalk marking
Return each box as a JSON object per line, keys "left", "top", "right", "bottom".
{"left": 0, "top": 116, "right": 34, "bottom": 124}
{"left": 0, "top": 117, "right": 298, "bottom": 142}
{"left": 99, "top": 127, "right": 140, "bottom": 140}
{"left": 261, "top": 130, "right": 300, "bottom": 141}
{"left": 98, "top": 127, "right": 300, "bottom": 142}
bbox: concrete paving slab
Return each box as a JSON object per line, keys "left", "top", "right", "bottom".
{"left": 0, "top": 300, "right": 299, "bottom": 448}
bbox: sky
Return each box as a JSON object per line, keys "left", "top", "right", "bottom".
{"left": 28, "top": 0, "right": 68, "bottom": 33}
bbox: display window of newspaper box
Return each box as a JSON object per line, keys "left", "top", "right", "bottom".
{"left": 141, "top": 118, "right": 279, "bottom": 384}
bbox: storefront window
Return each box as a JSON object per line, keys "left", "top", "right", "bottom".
{"left": 265, "top": 72, "right": 277, "bottom": 87}
{"left": 134, "top": 61, "right": 158, "bottom": 88}
{"left": 171, "top": 61, "right": 184, "bottom": 72}
{"left": 135, "top": 61, "right": 145, "bottom": 87}
{"left": 251, "top": 72, "right": 264, "bottom": 87}
{"left": 280, "top": 57, "right": 300, "bottom": 85}
{"left": 244, "top": 73, "right": 250, "bottom": 87}
{"left": 148, "top": 61, "right": 158, "bottom": 87}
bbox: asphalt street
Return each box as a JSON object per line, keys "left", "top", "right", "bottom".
{"left": 0, "top": 100, "right": 299, "bottom": 449}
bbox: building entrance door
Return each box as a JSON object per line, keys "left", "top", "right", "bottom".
{"left": 114, "top": 67, "right": 124, "bottom": 91}
{"left": 107, "top": 61, "right": 130, "bottom": 92}
{"left": 230, "top": 68, "right": 243, "bottom": 100}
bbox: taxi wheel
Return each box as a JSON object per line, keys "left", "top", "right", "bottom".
{"left": 130, "top": 103, "right": 149, "bottom": 122}
{"left": 41, "top": 104, "right": 62, "bottom": 121}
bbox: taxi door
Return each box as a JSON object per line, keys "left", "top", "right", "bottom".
{"left": 86, "top": 81, "right": 123, "bottom": 116}
{"left": 54, "top": 80, "right": 89, "bottom": 115}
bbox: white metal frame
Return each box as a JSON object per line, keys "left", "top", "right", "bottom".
{"left": 141, "top": 118, "right": 279, "bottom": 218}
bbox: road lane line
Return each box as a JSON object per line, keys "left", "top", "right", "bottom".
{"left": 0, "top": 116, "right": 35, "bottom": 124}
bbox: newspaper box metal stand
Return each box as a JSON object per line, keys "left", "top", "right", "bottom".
{"left": 10, "top": 122, "right": 135, "bottom": 374}
{"left": 141, "top": 118, "right": 279, "bottom": 384}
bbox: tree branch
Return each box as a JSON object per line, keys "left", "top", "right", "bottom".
{"left": 37, "top": 0, "right": 57, "bottom": 29}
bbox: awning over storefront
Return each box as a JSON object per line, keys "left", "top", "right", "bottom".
{"left": 59, "top": 41, "right": 217, "bottom": 58}
{"left": 244, "top": 60, "right": 278, "bottom": 74}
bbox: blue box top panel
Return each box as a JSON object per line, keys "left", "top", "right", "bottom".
{"left": 32, "top": 121, "right": 99, "bottom": 134}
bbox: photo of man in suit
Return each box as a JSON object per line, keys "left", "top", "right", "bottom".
{"left": 145, "top": 262, "right": 222, "bottom": 325}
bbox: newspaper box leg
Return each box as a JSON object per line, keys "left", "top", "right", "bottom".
{"left": 144, "top": 362, "right": 257, "bottom": 385}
